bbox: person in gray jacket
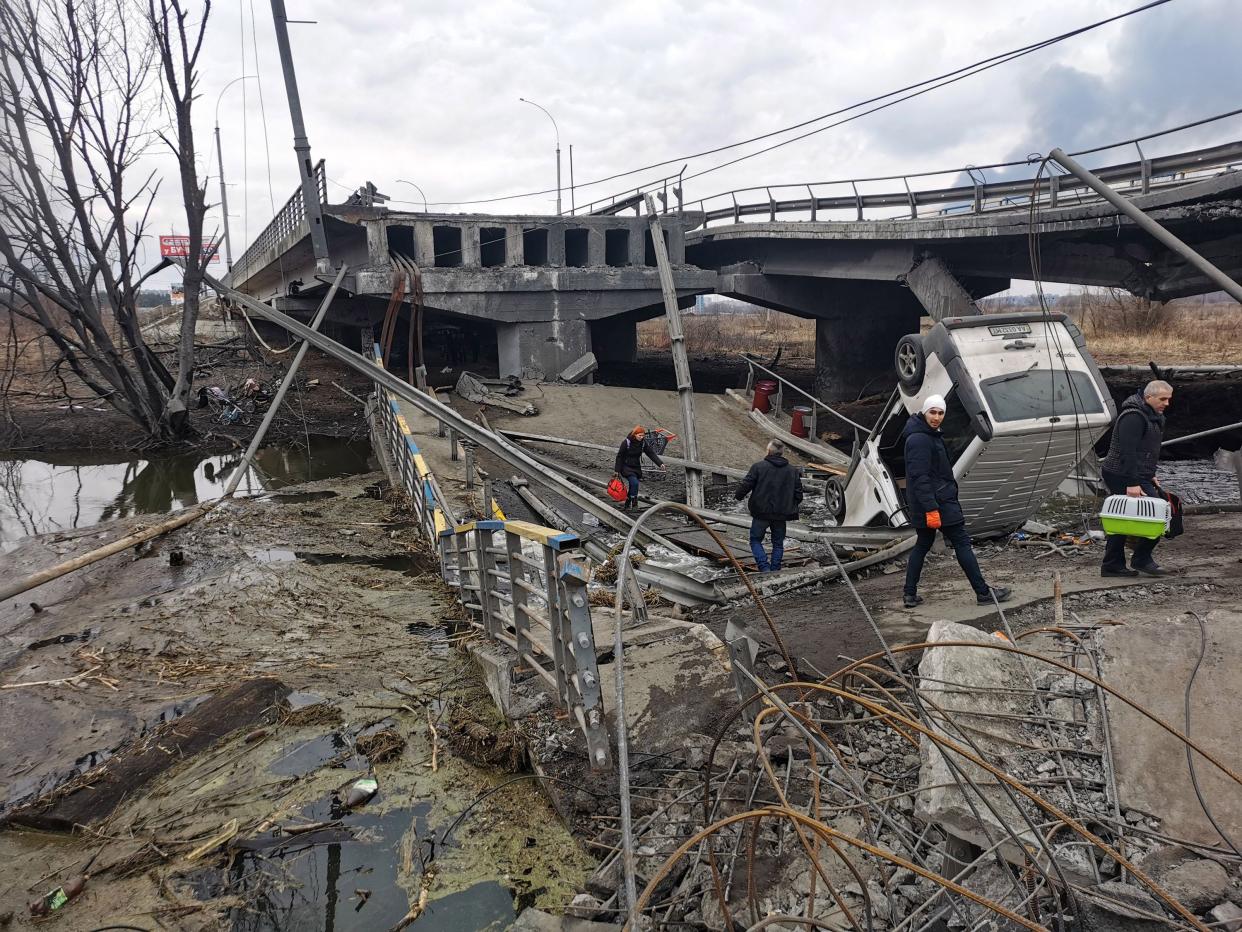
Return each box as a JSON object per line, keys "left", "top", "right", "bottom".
{"left": 1100, "top": 379, "right": 1173, "bottom": 577}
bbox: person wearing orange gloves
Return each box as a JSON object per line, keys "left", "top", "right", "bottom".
{"left": 901, "top": 394, "right": 1011, "bottom": 609}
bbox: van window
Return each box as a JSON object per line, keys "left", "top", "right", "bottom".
{"left": 979, "top": 369, "right": 1104, "bottom": 422}
{"left": 939, "top": 390, "right": 974, "bottom": 464}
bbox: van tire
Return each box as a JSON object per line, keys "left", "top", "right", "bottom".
{"left": 894, "top": 334, "right": 926, "bottom": 391}
{"left": 824, "top": 476, "right": 847, "bottom": 523}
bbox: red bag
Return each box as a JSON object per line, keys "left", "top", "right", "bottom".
{"left": 606, "top": 477, "right": 627, "bottom": 503}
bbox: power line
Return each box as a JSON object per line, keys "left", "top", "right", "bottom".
{"left": 406, "top": 0, "right": 1175, "bottom": 209}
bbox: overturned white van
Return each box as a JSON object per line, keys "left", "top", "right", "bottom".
{"left": 823, "top": 312, "right": 1115, "bottom": 537}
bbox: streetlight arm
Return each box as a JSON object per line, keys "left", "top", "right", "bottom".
{"left": 395, "top": 179, "right": 428, "bottom": 212}
{"left": 215, "top": 75, "right": 256, "bottom": 127}
{"left": 518, "top": 97, "right": 559, "bottom": 149}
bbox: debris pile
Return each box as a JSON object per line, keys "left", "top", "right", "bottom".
{"left": 570, "top": 618, "right": 1241, "bottom": 930}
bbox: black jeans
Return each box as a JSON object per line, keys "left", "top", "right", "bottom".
{"left": 1101, "top": 470, "right": 1160, "bottom": 570}
{"left": 904, "top": 522, "right": 989, "bottom": 599}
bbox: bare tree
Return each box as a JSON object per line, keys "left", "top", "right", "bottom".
{"left": 0, "top": 0, "right": 209, "bottom": 442}
{"left": 148, "top": 0, "right": 210, "bottom": 434}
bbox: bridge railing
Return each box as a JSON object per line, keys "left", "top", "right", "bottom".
{"left": 370, "top": 343, "right": 456, "bottom": 541}
{"left": 571, "top": 170, "right": 685, "bottom": 216}
{"left": 367, "top": 343, "right": 611, "bottom": 769}
{"left": 679, "top": 140, "right": 1242, "bottom": 228}
{"left": 229, "top": 160, "right": 327, "bottom": 285}
{"left": 439, "top": 518, "right": 611, "bottom": 768}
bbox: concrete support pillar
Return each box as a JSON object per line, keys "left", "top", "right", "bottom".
{"left": 667, "top": 226, "right": 686, "bottom": 264}
{"left": 461, "top": 224, "right": 481, "bottom": 267}
{"left": 814, "top": 285, "right": 922, "bottom": 402}
{"left": 590, "top": 315, "right": 638, "bottom": 363}
{"left": 504, "top": 224, "right": 524, "bottom": 267}
{"left": 627, "top": 222, "right": 645, "bottom": 267}
{"left": 365, "top": 220, "right": 388, "bottom": 265}
{"left": 587, "top": 228, "right": 605, "bottom": 267}
{"left": 497, "top": 316, "right": 591, "bottom": 379}
{"left": 548, "top": 224, "right": 566, "bottom": 267}
{"left": 414, "top": 222, "right": 435, "bottom": 267}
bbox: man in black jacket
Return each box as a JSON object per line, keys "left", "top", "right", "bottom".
{"left": 736, "top": 440, "right": 802, "bottom": 572}
{"left": 1100, "top": 379, "right": 1173, "bottom": 577}
{"left": 903, "top": 395, "right": 1011, "bottom": 608}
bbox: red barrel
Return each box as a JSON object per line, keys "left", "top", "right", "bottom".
{"left": 751, "top": 379, "right": 778, "bottom": 413}
{"left": 790, "top": 405, "right": 812, "bottom": 438}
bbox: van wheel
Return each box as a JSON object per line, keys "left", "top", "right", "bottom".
{"left": 824, "top": 476, "right": 847, "bottom": 523}
{"left": 894, "top": 334, "right": 926, "bottom": 391}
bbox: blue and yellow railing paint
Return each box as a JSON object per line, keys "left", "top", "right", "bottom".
{"left": 367, "top": 347, "right": 610, "bottom": 769}
{"left": 370, "top": 344, "right": 452, "bottom": 539}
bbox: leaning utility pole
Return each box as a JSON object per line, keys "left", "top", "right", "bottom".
{"left": 270, "top": 0, "right": 330, "bottom": 272}
{"left": 213, "top": 125, "right": 233, "bottom": 269}
{"left": 643, "top": 194, "right": 703, "bottom": 509}
{"left": 1049, "top": 147, "right": 1242, "bottom": 305}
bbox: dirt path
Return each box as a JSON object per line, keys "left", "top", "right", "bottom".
{"left": 0, "top": 474, "right": 592, "bottom": 930}
{"left": 705, "top": 511, "right": 1242, "bottom": 676}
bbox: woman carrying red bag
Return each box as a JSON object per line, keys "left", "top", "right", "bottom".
{"left": 613, "top": 425, "right": 664, "bottom": 511}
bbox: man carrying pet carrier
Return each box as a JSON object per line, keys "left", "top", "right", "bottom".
{"left": 1100, "top": 379, "right": 1174, "bottom": 577}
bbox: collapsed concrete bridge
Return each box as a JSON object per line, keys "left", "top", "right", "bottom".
{"left": 227, "top": 140, "right": 1242, "bottom": 398}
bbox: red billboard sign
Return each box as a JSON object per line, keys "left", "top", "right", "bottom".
{"left": 159, "top": 235, "right": 221, "bottom": 263}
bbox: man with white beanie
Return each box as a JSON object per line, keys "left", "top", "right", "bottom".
{"left": 901, "top": 394, "right": 1011, "bottom": 609}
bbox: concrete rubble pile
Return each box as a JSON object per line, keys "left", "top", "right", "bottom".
{"left": 455, "top": 370, "right": 538, "bottom": 416}
{"left": 567, "top": 617, "right": 1241, "bottom": 931}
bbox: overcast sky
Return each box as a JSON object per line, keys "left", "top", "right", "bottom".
{"left": 145, "top": 0, "right": 1242, "bottom": 286}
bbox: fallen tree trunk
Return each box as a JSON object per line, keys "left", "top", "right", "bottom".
{"left": 4, "top": 677, "right": 289, "bottom": 832}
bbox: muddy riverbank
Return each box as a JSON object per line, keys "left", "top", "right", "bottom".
{"left": 1, "top": 352, "right": 373, "bottom": 457}
{"left": 0, "top": 473, "right": 593, "bottom": 930}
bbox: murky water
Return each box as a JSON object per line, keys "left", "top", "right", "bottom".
{"left": 1158, "top": 457, "right": 1241, "bottom": 503}
{"left": 0, "top": 436, "right": 374, "bottom": 550}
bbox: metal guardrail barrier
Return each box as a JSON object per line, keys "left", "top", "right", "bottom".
{"left": 366, "top": 344, "right": 611, "bottom": 768}
{"left": 682, "top": 140, "right": 1242, "bottom": 228}
{"left": 230, "top": 159, "right": 327, "bottom": 286}
{"left": 439, "top": 519, "right": 611, "bottom": 768}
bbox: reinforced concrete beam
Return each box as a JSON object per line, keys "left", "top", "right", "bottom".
{"left": 902, "top": 254, "right": 983, "bottom": 321}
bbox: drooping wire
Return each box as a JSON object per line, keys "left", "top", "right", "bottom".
{"left": 239, "top": 0, "right": 249, "bottom": 247}
{"left": 393, "top": 0, "right": 1176, "bottom": 210}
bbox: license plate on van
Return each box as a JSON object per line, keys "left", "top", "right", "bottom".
{"left": 988, "top": 324, "right": 1032, "bottom": 337}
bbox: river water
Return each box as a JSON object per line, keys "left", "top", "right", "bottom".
{"left": 0, "top": 436, "right": 374, "bottom": 550}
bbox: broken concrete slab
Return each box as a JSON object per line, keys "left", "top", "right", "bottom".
{"left": 558, "top": 351, "right": 598, "bottom": 384}
{"left": 1210, "top": 901, "right": 1242, "bottom": 932}
{"left": 510, "top": 906, "right": 621, "bottom": 930}
{"left": 1097, "top": 610, "right": 1242, "bottom": 848}
{"left": 1154, "top": 857, "right": 1232, "bottom": 912}
{"left": 914, "top": 620, "right": 1099, "bottom": 879}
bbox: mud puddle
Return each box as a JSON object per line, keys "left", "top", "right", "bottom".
{"left": 0, "top": 436, "right": 374, "bottom": 550}
{"left": 0, "top": 471, "right": 594, "bottom": 929}
{"left": 250, "top": 549, "right": 438, "bottom": 575}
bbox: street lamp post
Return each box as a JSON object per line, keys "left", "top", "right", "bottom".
{"left": 214, "top": 75, "right": 255, "bottom": 270}
{"left": 519, "top": 97, "right": 561, "bottom": 216}
{"left": 395, "top": 179, "right": 429, "bottom": 212}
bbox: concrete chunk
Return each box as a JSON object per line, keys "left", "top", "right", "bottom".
{"left": 913, "top": 620, "right": 1092, "bottom": 878}
{"left": 557, "top": 351, "right": 598, "bottom": 384}
{"left": 1097, "top": 611, "right": 1242, "bottom": 848}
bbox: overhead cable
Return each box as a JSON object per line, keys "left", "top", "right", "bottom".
{"left": 405, "top": 0, "right": 1175, "bottom": 209}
